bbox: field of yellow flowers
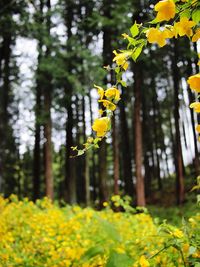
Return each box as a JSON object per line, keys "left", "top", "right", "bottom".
{"left": 0, "top": 195, "right": 199, "bottom": 267}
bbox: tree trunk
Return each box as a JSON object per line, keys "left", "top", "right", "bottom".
{"left": 112, "top": 115, "right": 119, "bottom": 195}
{"left": 98, "top": 0, "right": 114, "bottom": 204}
{"left": 43, "top": 0, "right": 53, "bottom": 200}
{"left": 33, "top": 0, "right": 44, "bottom": 201}
{"left": 88, "top": 91, "right": 97, "bottom": 201}
{"left": 65, "top": 92, "right": 76, "bottom": 204}
{"left": 172, "top": 40, "right": 185, "bottom": 205}
{"left": 64, "top": 0, "right": 76, "bottom": 204}
{"left": 82, "top": 96, "right": 90, "bottom": 205}
{"left": 152, "top": 85, "right": 162, "bottom": 190}
{"left": 133, "top": 63, "right": 146, "bottom": 207}
{"left": 119, "top": 88, "right": 133, "bottom": 196}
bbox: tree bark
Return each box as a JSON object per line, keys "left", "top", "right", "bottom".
{"left": 43, "top": 0, "right": 53, "bottom": 200}
{"left": 112, "top": 114, "right": 119, "bottom": 195}
{"left": 33, "top": 0, "right": 44, "bottom": 201}
{"left": 63, "top": 0, "right": 76, "bottom": 204}
{"left": 133, "top": 63, "right": 146, "bottom": 206}
{"left": 172, "top": 40, "right": 185, "bottom": 205}
{"left": 119, "top": 88, "right": 134, "bottom": 196}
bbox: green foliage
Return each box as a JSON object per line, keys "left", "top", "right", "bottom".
{"left": 106, "top": 251, "right": 134, "bottom": 267}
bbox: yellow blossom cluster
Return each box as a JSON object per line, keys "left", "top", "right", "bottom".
{"left": 91, "top": 85, "right": 121, "bottom": 137}
{"left": 0, "top": 196, "right": 199, "bottom": 267}
{"left": 188, "top": 74, "right": 200, "bottom": 135}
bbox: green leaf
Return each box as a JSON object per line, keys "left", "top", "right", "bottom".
{"left": 81, "top": 246, "right": 104, "bottom": 262}
{"left": 179, "top": 8, "right": 191, "bottom": 19}
{"left": 106, "top": 251, "right": 134, "bottom": 267}
{"left": 127, "top": 37, "right": 137, "bottom": 48}
{"left": 115, "top": 67, "right": 120, "bottom": 74}
{"left": 149, "top": 18, "right": 159, "bottom": 24}
{"left": 119, "top": 80, "right": 127, "bottom": 87}
{"left": 132, "top": 46, "right": 143, "bottom": 62}
{"left": 77, "top": 150, "right": 84, "bottom": 156}
{"left": 192, "top": 9, "right": 200, "bottom": 24}
{"left": 116, "top": 72, "right": 122, "bottom": 81}
{"left": 130, "top": 22, "right": 139, "bottom": 38}
{"left": 95, "top": 216, "right": 121, "bottom": 242}
{"left": 195, "top": 263, "right": 200, "bottom": 267}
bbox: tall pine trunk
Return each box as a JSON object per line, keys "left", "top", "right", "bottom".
{"left": 112, "top": 115, "right": 119, "bottom": 195}
{"left": 33, "top": 0, "right": 44, "bottom": 201}
{"left": 43, "top": 0, "right": 53, "bottom": 200}
{"left": 119, "top": 88, "right": 133, "bottom": 196}
{"left": 64, "top": 0, "right": 76, "bottom": 204}
{"left": 133, "top": 63, "right": 145, "bottom": 206}
{"left": 172, "top": 40, "right": 185, "bottom": 205}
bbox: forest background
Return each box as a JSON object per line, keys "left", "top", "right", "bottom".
{"left": 0, "top": 0, "right": 199, "bottom": 208}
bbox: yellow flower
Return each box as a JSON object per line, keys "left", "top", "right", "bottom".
{"left": 154, "top": 0, "right": 176, "bottom": 22}
{"left": 92, "top": 117, "right": 110, "bottom": 137}
{"left": 139, "top": 255, "right": 150, "bottom": 267}
{"left": 98, "top": 100, "right": 116, "bottom": 111}
{"left": 105, "top": 87, "right": 121, "bottom": 102}
{"left": 182, "top": 243, "right": 189, "bottom": 253}
{"left": 122, "top": 33, "right": 129, "bottom": 39}
{"left": 146, "top": 28, "right": 169, "bottom": 47}
{"left": 98, "top": 109, "right": 104, "bottom": 115}
{"left": 94, "top": 84, "right": 104, "bottom": 100}
{"left": 113, "top": 50, "right": 132, "bottom": 70}
{"left": 173, "top": 229, "right": 184, "bottom": 238}
{"left": 111, "top": 195, "right": 120, "bottom": 202}
{"left": 192, "top": 28, "right": 200, "bottom": 42}
{"left": 164, "top": 27, "right": 176, "bottom": 38}
{"left": 187, "top": 74, "right": 200, "bottom": 92}
{"left": 103, "top": 201, "right": 108, "bottom": 207}
{"left": 196, "top": 125, "right": 200, "bottom": 133}
{"left": 174, "top": 17, "right": 196, "bottom": 37}
{"left": 190, "top": 102, "right": 200, "bottom": 113}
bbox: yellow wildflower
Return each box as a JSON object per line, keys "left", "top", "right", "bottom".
{"left": 111, "top": 195, "right": 120, "bottom": 201}
{"left": 113, "top": 50, "right": 132, "bottom": 70}
{"left": 122, "top": 33, "right": 129, "bottom": 39}
{"left": 103, "top": 201, "right": 108, "bottom": 207}
{"left": 182, "top": 243, "right": 189, "bottom": 254}
{"left": 87, "top": 137, "right": 94, "bottom": 143}
{"left": 94, "top": 84, "right": 104, "bottom": 100}
{"left": 192, "top": 28, "right": 200, "bottom": 42}
{"left": 187, "top": 74, "right": 200, "bottom": 92}
{"left": 190, "top": 102, "right": 200, "bottom": 113}
{"left": 139, "top": 255, "right": 150, "bottom": 267}
{"left": 98, "top": 109, "right": 104, "bottom": 115}
{"left": 146, "top": 28, "right": 169, "bottom": 47}
{"left": 164, "top": 27, "right": 176, "bottom": 38}
{"left": 196, "top": 125, "right": 200, "bottom": 133}
{"left": 105, "top": 87, "right": 121, "bottom": 102}
{"left": 98, "top": 100, "right": 116, "bottom": 111}
{"left": 92, "top": 117, "right": 110, "bottom": 137}
{"left": 154, "top": 0, "right": 176, "bottom": 22}
{"left": 174, "top": 17, "right": 196, "bottom": 37}
{"left": 172, "top": 229, "right": 184, "bottom": 238}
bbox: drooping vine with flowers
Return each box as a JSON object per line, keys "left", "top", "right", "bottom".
{"left": 72, "top": 0, "right": 200, "bottom": 156}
